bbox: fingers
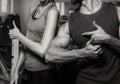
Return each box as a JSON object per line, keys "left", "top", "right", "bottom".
{"left": 82, "top": 21, "right": 98, "bottom": 36}
{"left": 94, "top": 45, "right": 101, "bottom": 50}
{"left": 92, "top": 44, "right": 102, "bottom": 54}
{"left": 10, "top": 80, "right": 13, "bottom": 84}
{"left": 93, "top": 21, "right": 102, "bottom": 30}
{"left": 96, "top": 48, "right": 102, "bottom": 53}
{"left": 82, "top": 21, "right": 104, "bottom": 38}
{"left": 99, "top": 49, "right": 103, "bottom": 55}
{"left": 92, "top": 44, "right": 103, "bottom": 56}
{"left": 13, "top": 21, "right": 17, "bottom": 28}
{"left": 15, "top": 75, "right": 18, "bottom": 84}
{"left": 95, "top": 48, "right": 103, "bottom": 55}
{"left": 15, "top": 79, "right": 18, "bottom": 84}
{"left": 82, "top": 21, "right": 101, "bottom": 37}
{"left": 87, "top": 41, "right": 102, "bottom": 51}
{"left": 82, "top": 31, "right": 94, "bottom": 37}
{"left": 10, "top": 75, "right": 18, "bottom": 84}
{"left": 86, "top": 37, "right": 94, "bottom": 45}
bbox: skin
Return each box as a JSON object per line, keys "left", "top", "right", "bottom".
{"left": 45, "top": 0, "right": 120, "bottom": 63}
{"left": 9, "top": 0, "right": 59, "bottom": 84}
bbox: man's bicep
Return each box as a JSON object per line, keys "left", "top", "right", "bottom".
{"left": 51, "top": 22, "right": 70, "bottom": 48}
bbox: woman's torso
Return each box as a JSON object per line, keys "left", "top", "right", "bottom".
{"left": 25, "top": 3, "right": 56, "bottom": 71}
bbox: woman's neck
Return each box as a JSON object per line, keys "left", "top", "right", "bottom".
{"left": 80, "top": 0, "right": 102, "bottom": 14}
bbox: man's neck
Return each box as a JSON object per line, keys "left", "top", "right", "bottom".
{"left": 80, "top": 0, "right": 102, "bottom": 14}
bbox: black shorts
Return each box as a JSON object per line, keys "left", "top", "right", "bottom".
{"left": 21, "top": 68, "right": 58, "bottom": 84}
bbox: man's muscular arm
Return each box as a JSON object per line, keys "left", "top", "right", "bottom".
{"left": 105, "top": 6, "right": 120, "bottom": 54}
{"left": 45, "top": 22, "right": 102, "bottom": 63}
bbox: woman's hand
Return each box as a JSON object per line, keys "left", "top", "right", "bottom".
{"left": 9, "top": 21, "right": 21, "bottom": 39}
{"left": 10, "top": 71, "right": 19, "bottom": 84}
{"left": 82, "top": 21, "right": 110, "bottom": 44}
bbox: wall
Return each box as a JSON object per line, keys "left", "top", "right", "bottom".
{"left": 13, "top": 0, "right": 39, "bottom": 35}
{"left": 13, "top": 0, "right": 20, "bottom": 15}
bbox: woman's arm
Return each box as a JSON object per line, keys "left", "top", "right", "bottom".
{"left": 13, "top": 50, "right": 25, "bottom": 73}
{"left": 9, "top": 7, "right": 59, "bottom": 57}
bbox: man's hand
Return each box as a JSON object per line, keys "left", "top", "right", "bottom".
{"left": 82, "top": 21, "right": 110, "bottom": 44}
{"left": 80, "top": 38, "right": 102, "bottom": 59}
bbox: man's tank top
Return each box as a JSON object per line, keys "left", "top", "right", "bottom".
{"left": 25, "top": 3, "right": 56, "bottom": 71}
{"left": 69, "top": 3, "right": 120, "bottom": 82}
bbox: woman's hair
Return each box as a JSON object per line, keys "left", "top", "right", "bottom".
{"left": 71, "top": 0, "right": 82, "bottom": 5}
{"left": 47, "top": 0, "right": 55, "bottom": 4}
{"left": 40, "top": 0, "right": 55, "bottom": 6}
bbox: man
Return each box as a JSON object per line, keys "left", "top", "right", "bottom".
{"left": 45, "top": 0, "right": 120, "bottom": 84}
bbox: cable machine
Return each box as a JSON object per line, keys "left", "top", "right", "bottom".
{"left": 0, "top": 13, "right": 20, "bottom": 84}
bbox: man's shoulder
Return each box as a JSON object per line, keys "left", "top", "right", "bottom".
{"left": 69, "top": 11, "right": 79, "bottom": 21}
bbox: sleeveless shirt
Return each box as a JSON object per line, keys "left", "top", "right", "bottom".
{"left": 69, "top": 3, "right": 120, "bottom": 82}
{"left": 25, "top": 3, "right": 56, "bottom": 71}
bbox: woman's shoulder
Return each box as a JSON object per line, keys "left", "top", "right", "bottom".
{"left": 46, "top": 7, "right": 59, "bottom": 19}
{"left": 47, "top": 3, "right": 59, "bottom": 15}
{"left": 48, "top": 6, "right": 59, "bottom": 14}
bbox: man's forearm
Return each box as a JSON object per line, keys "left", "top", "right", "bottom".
{"left": 105, "top": 35, "right": 120, "bottom": 54}
{"left": 45, "top": 46, "right": 85, "bottom": 63}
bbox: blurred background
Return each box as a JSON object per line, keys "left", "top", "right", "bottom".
{"left": 0, "top": 0, "right": 120, "bottom": 84}
{"left": 0, "top": 0, "right": 120, "bottom": 34}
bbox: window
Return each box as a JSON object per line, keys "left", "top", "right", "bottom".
{"left": 0, "top": 0, "right": 12, "bottom": 13}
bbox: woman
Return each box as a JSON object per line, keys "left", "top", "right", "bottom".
{"left": 9, "top": 0, "right": 59, "bottom": 84}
